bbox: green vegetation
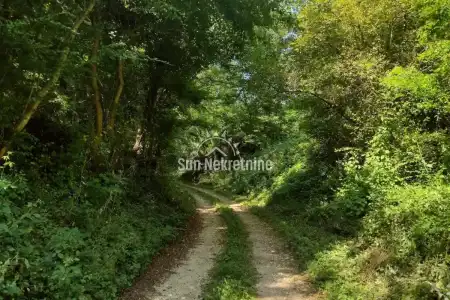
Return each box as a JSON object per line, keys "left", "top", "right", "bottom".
{"left": 0, "top": 174, "right": 194, "bottom": 299}
{"left": 182, "top": 184, "right": 221, "bottom": 205}
{"left": 0, "top": 0, "right": 277, "bottom": 298}
{"left": 3, "top": 0, "right": 450, "bottom": 298}
{"left": 202, "top": 206, "right": 257, "bottom": 300}
{"left": 174, "top": 0, "right": 450, "bottom": 299}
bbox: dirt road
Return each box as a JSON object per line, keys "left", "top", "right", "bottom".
{"left": 189, "top": 186, "right": 318, "bottom": 300}
{"left": 122, "top": 193, "right": 223, "bottom": 300}
{"left": 123, "top": 185, "right": 317, "bottom": 300}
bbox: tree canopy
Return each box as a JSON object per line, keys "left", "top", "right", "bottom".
{"left": 2, "top": 0, "right": 450, "bottom": 299}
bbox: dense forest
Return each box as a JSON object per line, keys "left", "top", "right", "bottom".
{"left": 1, "top": 0, "right": 450, "bottom": 299}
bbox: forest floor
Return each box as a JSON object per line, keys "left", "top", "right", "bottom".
{"left": 122, "top": 185, "right": 318, "bottom": 300}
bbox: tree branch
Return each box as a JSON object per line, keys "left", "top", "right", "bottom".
{"left": 0, "top": 0, "right": 97, "bottom": 159}
{"left": 284, "top": 89, "right": 358, "bottom": 124}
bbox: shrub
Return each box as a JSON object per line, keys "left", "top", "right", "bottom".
{"left": 0, "top": 173, "right": 194, "bottom": 299}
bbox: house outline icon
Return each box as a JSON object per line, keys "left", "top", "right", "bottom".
{"left": 193, "top": 136, "right": 240, "bottom": 159}
{"left": 206, "top": 147, "right": 228, "bottom": 158}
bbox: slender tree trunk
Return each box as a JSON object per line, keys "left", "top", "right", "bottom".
{"left": 107, "top": 60, "right": 125, "bottom": 168}
{"left": 133, "top": 127, "right": 143, "bottom": 154}
{"left": 0, "top": 0, "right": 96, "bottom": 160}
{"left": 91, "top": 34, "right": 103, "bottom": 143}
{"left": 144, "top": 82, "right": 159, "bottom": 163}
{"left": 0, "top": 143, "right": 9, "bottom": 159}
{"left": 107, "top": 59, "right": 124, "bottom": 132}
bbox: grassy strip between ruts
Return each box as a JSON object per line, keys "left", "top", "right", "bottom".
{"left": 181, "top": 184, "right": 222, "bottom": 205}
{"left": 202, "top": 206, "right": 257, "bottom": 300}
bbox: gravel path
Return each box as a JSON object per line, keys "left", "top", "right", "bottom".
{"left": 122, "top": 192, "right": 223, "bottom": 300}
{"left": 232, "top": 205, "right": 318, "bottom": 300}
{"left": 191, "top": 187, "right": 318, "bottom": 300}
{"left": 123, "top": 185, "right": 317, "bottom": 300}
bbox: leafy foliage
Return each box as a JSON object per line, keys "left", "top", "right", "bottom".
{"left": 0, "top": 173, "right": 193, "bottom": 299}
{"left": 174, "top": 0, "right": 450, "bottom": 299}
{"left": 0, "top": 0, "right": 278, "bottom": 298}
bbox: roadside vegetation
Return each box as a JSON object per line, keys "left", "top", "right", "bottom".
{"left": 3, "top": 0, "right": 450, "bottom": 299}
{"left": 0, "top": 0, "right": 277, "bottom": 298}
{"left": 1, "top": 175, "right": 195, "bottom": 299}
{"left": 177, "top": 0, "right": 450, "bottom": 299}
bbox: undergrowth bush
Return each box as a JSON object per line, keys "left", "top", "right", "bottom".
{"left": 305, "top": 183, "right": 450, "bottom": 299}
{"left": 0, "top": 172, "right": 194, "bottom": 299}
{"left": 207, "top": 126, "right": 450, "bottom": 299}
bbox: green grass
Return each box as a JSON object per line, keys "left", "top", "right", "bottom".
{"left": 252, "top": 206, "right": 393, "bottom": 299}
{"left": 197, "top": 183, "right": 235, "bottom": 199}
{"left": 181, "top": 184, "right": 223, "bottom": 205}
{"left": 250, "top": 206, "right": 339, "bottom": 272}
{"left": 249, "top": 190, "right": 450, "bottom": 299}
{"left": 202, "top": 206, "right": 257, "bottom": 300}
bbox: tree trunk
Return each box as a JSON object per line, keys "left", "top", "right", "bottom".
{"left": 107, "top": 59, "right": 124, "bottom": 132}
{"left": 91, "top": 34, "right": 103, "bottom": 144}
{"left": 144, "top": 82, "right": 159, "bottom": 163}
{"left": 0, "top": 0, "right": 96, "bottom": 160}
